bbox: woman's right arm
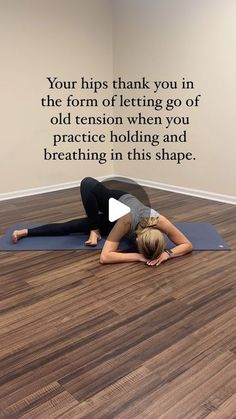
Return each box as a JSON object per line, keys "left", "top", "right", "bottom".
{"left": 100, "top": 214, "right": 146, "bottom": 264}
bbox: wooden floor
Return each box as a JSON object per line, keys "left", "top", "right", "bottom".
{"left": 0, "top": 183, "right": 236, "bottom": 419}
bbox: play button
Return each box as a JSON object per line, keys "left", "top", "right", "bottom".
{"left": 108, "top": 198, "right": 130, "bottom": 222}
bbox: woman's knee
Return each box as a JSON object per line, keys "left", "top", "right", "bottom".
{"left": 80, "top": 178, "right": 101, "bottom": 201}
{"left": 80, "top": 177, "right": 98, "bottom": 189}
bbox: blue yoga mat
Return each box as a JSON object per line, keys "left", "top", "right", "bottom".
{"left": 0, "top": 223, "right": 230, "bottom": 251}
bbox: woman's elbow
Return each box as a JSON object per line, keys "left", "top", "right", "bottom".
{"left": 187, "top": 241, "right": 193, "bottom": 253}
{"left": 99, "top": 252, "right": 109, "bottom": 264}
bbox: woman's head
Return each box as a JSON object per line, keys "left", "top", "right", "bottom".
{"left": 135, "top": 217, "right": 165, "bottom": 260}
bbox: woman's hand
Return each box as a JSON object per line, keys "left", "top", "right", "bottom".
{"left": 146, "top": 251, "right": 170, "bottom": 266}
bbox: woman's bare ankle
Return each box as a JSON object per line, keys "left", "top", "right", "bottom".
{"left": 85, "top": 229, "right": 101, "bottom": 246}
{"left": 92, "top": 229, "right": 101, "bottom": 239}
{"left": 12, "top": 229, "right": 28, "bottom": 243}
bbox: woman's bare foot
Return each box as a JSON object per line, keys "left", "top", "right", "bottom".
{"left": 12, "top": 229, "right": 28, "bottom": 243}
{"left": 85, "top": 229, "right": 101, "bottom": 246}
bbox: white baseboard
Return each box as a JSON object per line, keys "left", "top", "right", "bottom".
{"left": 0, "top": 181, "right": 79, "bottom": 201}
{"left": 0, "top": 174, "right": 235, "bottom": 205}
{"left": 113, "top": 175, "right": 236, "bottom": 205}
{"left": 0, "top": 176, "right": 109, "bottom": 201}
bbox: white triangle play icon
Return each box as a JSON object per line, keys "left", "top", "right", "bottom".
{"left": 108, "top": 198, "right": 130, "bottom": 222}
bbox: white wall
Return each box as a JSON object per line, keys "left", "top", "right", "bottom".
{"left": 112, "top": 0, "right": 236, "bottom": 197}
{"left": 1, "top": 0, "right": 236, "bottom": 199}
{"left": 0, "top": 0, "right": 113, "bottom": 194}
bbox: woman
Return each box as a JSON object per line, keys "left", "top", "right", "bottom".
{"left": 12, "top": 177, "right": 192, "bottom": 266}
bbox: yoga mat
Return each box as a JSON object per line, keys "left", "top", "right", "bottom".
{"left": 0, "top": 223, "right": 230, "bottom": 251}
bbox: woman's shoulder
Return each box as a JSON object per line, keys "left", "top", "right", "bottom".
{"left": 156, "top": 214, "right": 175, "bottom": 236}
{"left": 120, "top": 213, "right": 132, "bottom": 225}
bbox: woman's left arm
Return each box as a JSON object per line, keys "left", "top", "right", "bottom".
{"left": 147, "top": 215, "right": 193, "bottom": 266}
{"left": 100, "top": 214, "right": 147, "bottom": 264}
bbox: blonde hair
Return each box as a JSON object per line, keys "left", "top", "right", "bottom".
{"left": 135, "top": 217, "right": 165, "bottom": 260}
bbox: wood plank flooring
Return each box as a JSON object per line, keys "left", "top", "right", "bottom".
{"left": 0, "top": 183, "right": 236, "bottom": 418}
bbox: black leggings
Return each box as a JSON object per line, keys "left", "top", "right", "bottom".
{"left": 28, "top": 177, "right": 126, "bottom": 237}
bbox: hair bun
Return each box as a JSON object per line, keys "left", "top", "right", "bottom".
{"left": 137, "top": 216, "right": 157, "bottom": 230}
